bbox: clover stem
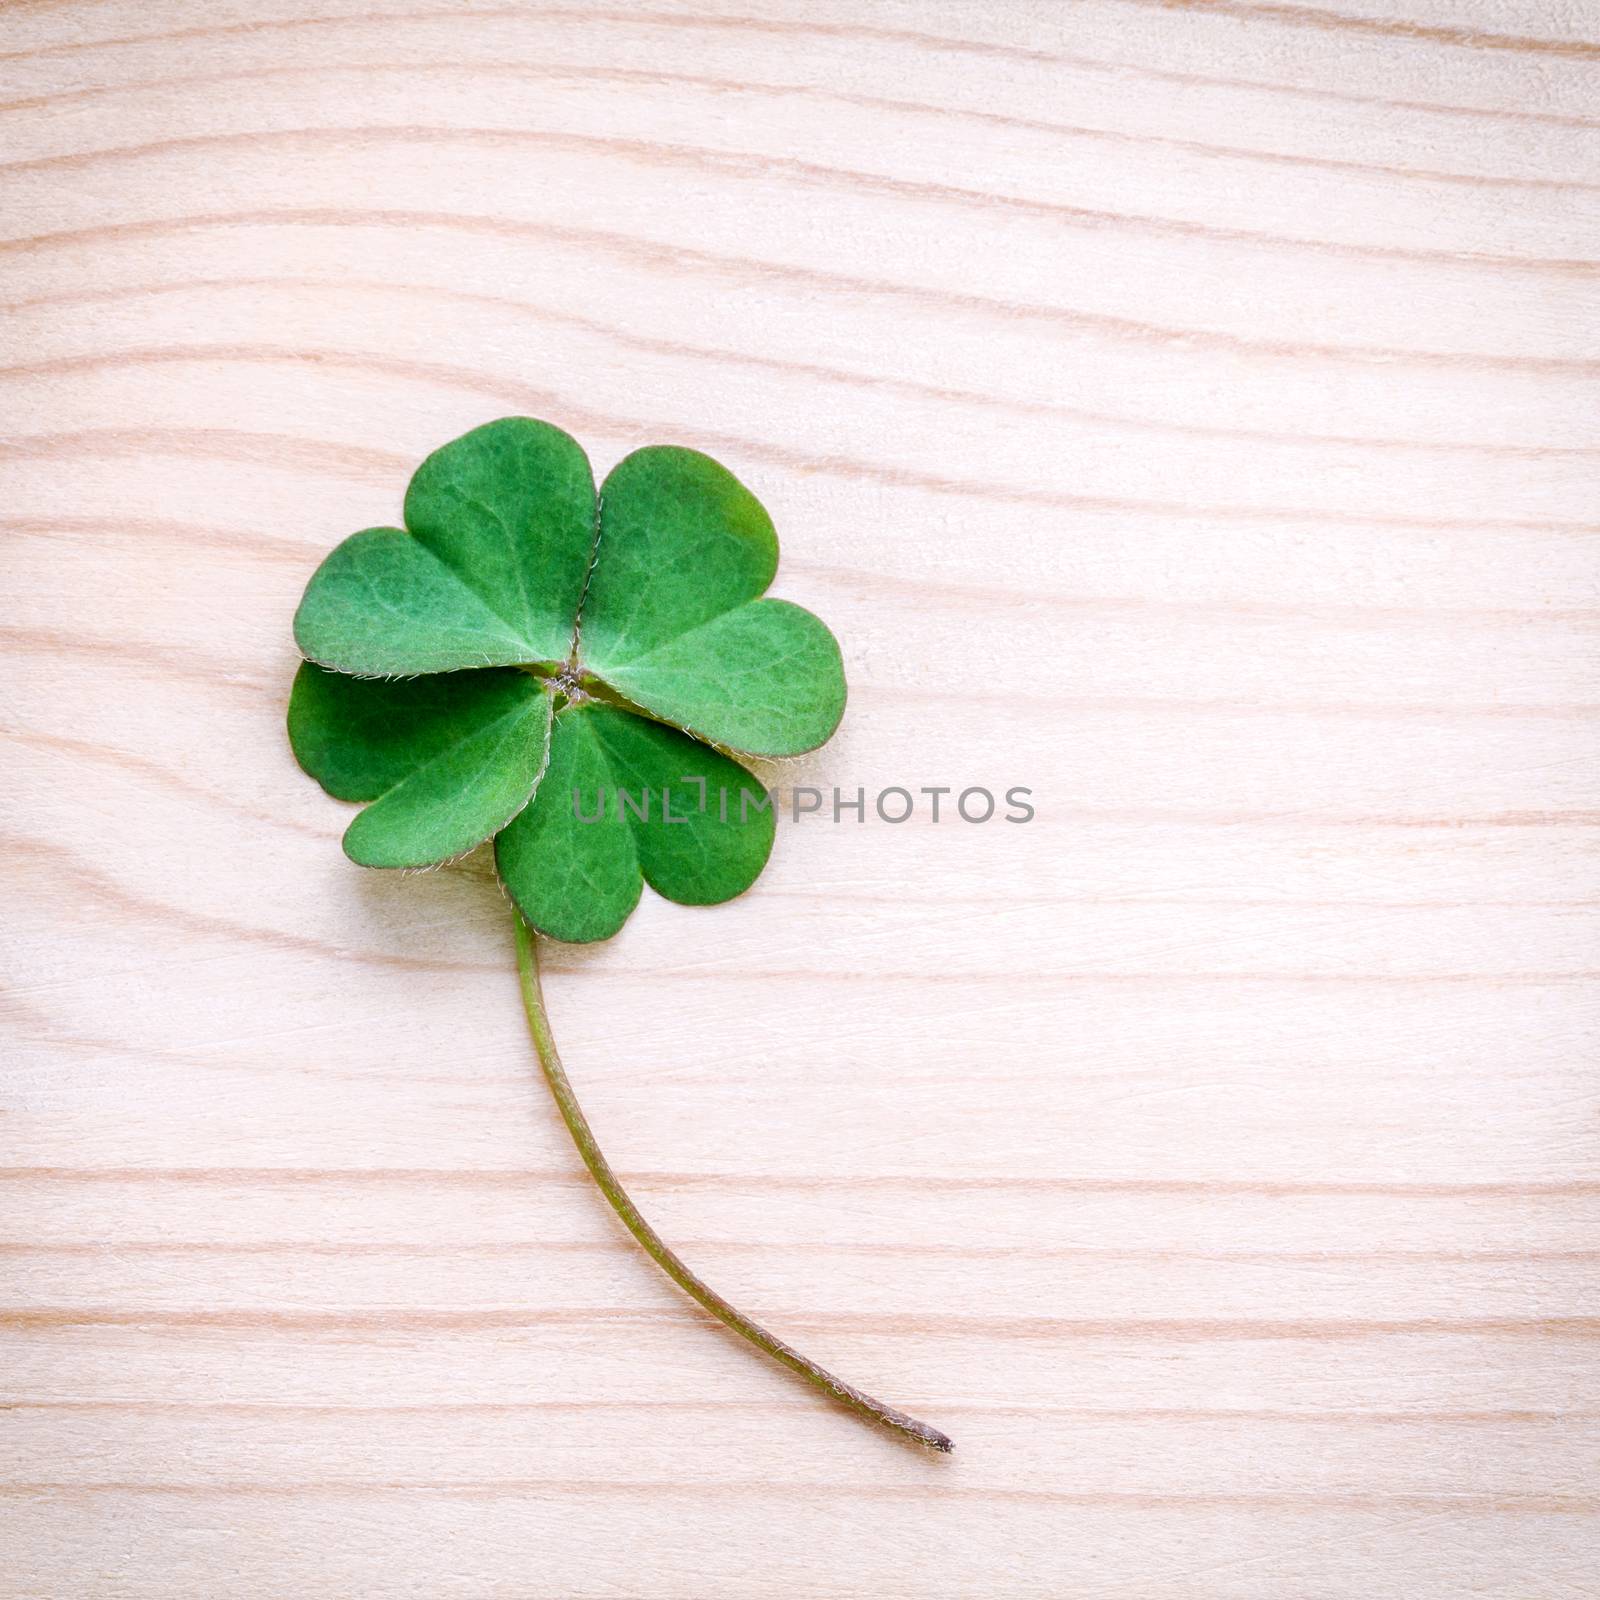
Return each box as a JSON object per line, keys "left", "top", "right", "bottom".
{"left": 512, "top": 913, "right": 953, "bottom": 1453}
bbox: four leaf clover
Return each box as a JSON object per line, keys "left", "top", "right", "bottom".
{"left": 288, "top": 418, "right": 846, "bottom": 941}
{"left": 286, "top": 419, "right": 951, "bottom": 1451}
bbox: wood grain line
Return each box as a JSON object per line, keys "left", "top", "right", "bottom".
{"left": 3, "top": 60, "right": 1594, "bottom": 194}
{"left": 7, "top": 414, "right": 1600, "bottom": 537}
{"left": 6, "top": 1400, "right": 1592, "bottom": 1424}
{"left": 7, "top": 1307, "right": 1599, "bottom": 1339}
{"left": 2, "top": 729, "right": 332, "bottom": 841}
{"left": 1, "top": 1482, "right": 1594, "bottom": 1511}
{"left": 1114, "top": 0, "right": 1600, "bottom": 57}
{"left": 10, "top": 284, "right": 1599, "bottom": 459}
{"left": 9, "top": 209, "right": 1596, "bottom": 374}
{"left": 6, "top": 123, "right": 1594, "bottom": 274}
{"left": 6, "top": 1240, "right": 1599, "bottom": 1263}
{"left": 2, "top": 7, "right": 1596, "bottom": 131}
{"left": 0, "top": 510, "right": 311, "bottom": 561}
{"left": 0, "top": 835, "right": 488, "bottom": 977}
{"left": 5, "top": 1170, "right": 1598, "bottom": 1199}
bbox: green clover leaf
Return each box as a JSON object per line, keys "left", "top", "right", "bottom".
{"left": 289, "top": 417, "right": 843, "bottom": 940}
{"left": 287, "top": 419, "right": 950, "bottom": 1454}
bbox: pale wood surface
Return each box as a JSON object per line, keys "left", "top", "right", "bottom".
{"left": 3, "top": 1, "right": 1599, "bottom": 1595}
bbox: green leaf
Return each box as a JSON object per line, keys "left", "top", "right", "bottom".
{"left": 580, "top": 447, "right": 777, "bottom": 662}
{"left": 579, "top": 447, "right": 845, "bottom": 754}
{"left": 594, "top": 600, "right": 845, "bottom": 756}
{"left": 405, "top": 417, "right": 596, "bottom": 659}
{"left": 288, "top": 662, "right": 553, "bottom": 867}
{"left": 294, "top": 419, "right": 596, "bottom": 674}
{"left": 496, "top": 701, "right": 775, "bottom": 942}
{"left": 588, "top": 703, "right": 776, "bottom": 904}
{"left": 293, "top": 528, "right": 541, "bottom": 675}
{"left": 494, "top": 704, "right": 640, "bottom": 943}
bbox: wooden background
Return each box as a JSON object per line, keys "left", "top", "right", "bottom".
{"left": 3, "top": 1, "right": 1598, "bottom": 1594}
